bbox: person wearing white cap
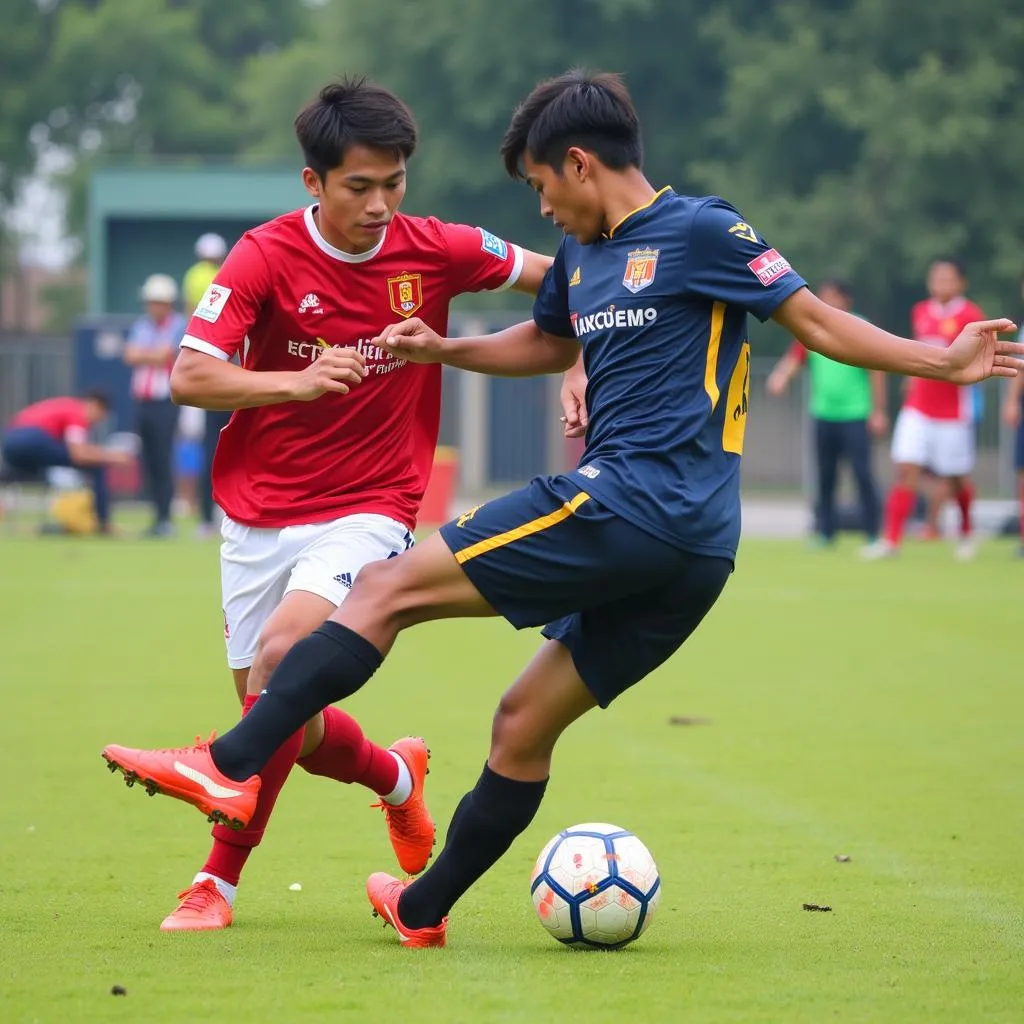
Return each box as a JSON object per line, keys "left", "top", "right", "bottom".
{"left": 183, "top": 234, "right": 231, "bottom": 537}
{"left": 123, "top": 273, "right": 188, "bottom": 536}
{"left": 184, "top": 234, "right": 228, "bottom": 310}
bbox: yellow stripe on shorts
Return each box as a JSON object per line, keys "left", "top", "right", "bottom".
{"left": 453, "top": 491, "right": 592, "bottom": 565}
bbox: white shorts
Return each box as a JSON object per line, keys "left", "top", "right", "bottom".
{"left": 220, "top": 513, "right": 414, "bottom": 670}
{"left": 890, "top": 407, "right": 975, "bottom": 477}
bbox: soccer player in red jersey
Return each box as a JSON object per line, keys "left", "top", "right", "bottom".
{"left": 143, "top": 78, "right": 551, "bottom": 931}
{"left": 864, "top": 259, "right": 985, "bottom": 560}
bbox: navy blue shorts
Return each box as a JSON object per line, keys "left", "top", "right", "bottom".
{"left": 439, "top": 474, "right": 733, "bottom": 708}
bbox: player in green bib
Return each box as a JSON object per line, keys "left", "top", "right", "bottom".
{"left": 767, "top": 278, "right": 887, "bottom": 547}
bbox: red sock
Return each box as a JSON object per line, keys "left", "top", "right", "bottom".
{"left": 201, "top": 693, "right": 304, "bottom": 887}
{"left": 954, "top": 482, "right": 974, "bottom": 537}
{"left": 297, "top": 705, "right": 399, "bottom": 796}
{"left": 884, "top": 486, "right": 916, "bottom": 546}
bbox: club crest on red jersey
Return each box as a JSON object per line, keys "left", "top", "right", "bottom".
{"left": 387, "top": 272, "right": 424, "bottom": 319}
{"left": 622, "top": 247, "right": 659, "bottom": 294}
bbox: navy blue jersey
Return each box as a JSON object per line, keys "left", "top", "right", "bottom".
{"left": 533, "top": 189, "right": 806, "bottom": 559}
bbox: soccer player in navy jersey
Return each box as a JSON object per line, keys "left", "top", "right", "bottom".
{"left": 102, "top": 70, "right": 1022, "bottom": 947}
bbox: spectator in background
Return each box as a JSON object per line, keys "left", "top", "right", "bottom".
{"left": 864, "top": 259, "right": 984, "bottom": 560}
{"left": 124, "top": 273, "right": 186, "bottom": 537}
{"left": 766, "top": 277, "right": 887, "bottom": 550}
{"left": 183, "top": 232, "right": 231, "bottom": 539}
{"left": 1, "top": 391, "right": 129, "bottom": 533}
{"left": 183, "top": 233, "right": 228, "bottom": 310}
{"left": 1001, "top": 282, "right": 1024, "bottom": 558}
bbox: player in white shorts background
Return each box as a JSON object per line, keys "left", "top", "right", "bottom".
{"left": 864, "top": 259, "right": 984, "bottom": 560}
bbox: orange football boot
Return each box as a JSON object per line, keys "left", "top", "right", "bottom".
{"left": 102, "top": 735, "right": 259, "bottom": 830}
{"left": 160, "top": 879, "right": 233, "bottom": 932}
{"left": 372, "top": 736, "right": 436, "bottom": 875}
{"left": 367, "top": 872, "right": 446, "bottom": 948}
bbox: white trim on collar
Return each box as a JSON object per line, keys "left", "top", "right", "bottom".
{"left": 303, "top": 205, "right": 387, "bottom": 264}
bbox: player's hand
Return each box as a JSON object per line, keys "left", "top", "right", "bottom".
{"left": 560, "top": 360, "right": 588, "bottom": 438}
{"left": 943, "top": 319, "right": 1022, "bottom": 384}
{"left": 868, "top": 410, "right": 888, "bottom": 437}
{"left": 375, "top": 318, "right": 446, "bottom": 364}
{"left": 765, "top": 370, "right": 787, "bottom": 397}
{"left": 106, "top": 449, "right": 135, "bottom": 467}
{"left": 1003, "top": 398, "right": 1022, "bottom": 429}
{"left": 291, "top": 346, "right": 367, "bottom": 401}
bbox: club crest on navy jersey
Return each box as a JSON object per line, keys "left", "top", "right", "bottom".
{"left": 622, "top": 247, "right": 659, "bottom": 294}
{"left": 387, "top": 272, "right": 424, "bottom": 318}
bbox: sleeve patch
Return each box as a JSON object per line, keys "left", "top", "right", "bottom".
{"left": 747, "top": 249, "right": 792, "bottom": 286}
{"left": 193, "top": 284, "right": 233, "bottom": 323}
{"left": 479, "top": 228, "right": 509, "bottom": 260}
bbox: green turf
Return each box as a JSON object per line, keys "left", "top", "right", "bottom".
{"left": 1, "top": 530, "right": 1022, "bottom": 1023}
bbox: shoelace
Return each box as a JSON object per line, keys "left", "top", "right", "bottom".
{"left": 164, "top": 732, "right": 218, "bottom": 757}
{"left": 175, "top": 881, "right": 222, "bottom": 913}
{"left": 370, "top": 798, "right": 423, "bottom": 842}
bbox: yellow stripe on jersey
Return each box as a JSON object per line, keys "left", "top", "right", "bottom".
{"left": 704, "top": 301, "right": 726, "bottom": 410}
{"left": 607, "top": 186, "right": 672, "bottom": 239}
{"left": 453, "top": 492, "right": 592, "bottom": 565}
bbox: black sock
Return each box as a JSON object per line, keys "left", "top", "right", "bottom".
{"left": 210, "top": 621, "right": 382, "bottom": 781}
{"left": 398, "top": 764, "right": 547, "bottom": 929}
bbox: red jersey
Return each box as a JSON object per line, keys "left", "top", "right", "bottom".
{"left": 181, "top": 206, "right": 524, "bottom": 528}
{"left": 10, "top": 397, "right": 90, "bottom": 444}
{"left": 904, "top": 297, "right": 984, "bottom": 421}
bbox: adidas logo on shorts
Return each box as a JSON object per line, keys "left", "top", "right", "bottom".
{"left": 333, "top": 572, "right": 353, "bottom": 588}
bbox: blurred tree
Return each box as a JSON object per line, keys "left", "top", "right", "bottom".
{"left": 690, "top": 0, "right": 1024, "bottom": 328}
{"left": 238, "top": 0, "right": 724, "bottom": 267}
{"left": 0, "top": 0, "right": 57, "bottom": 323}
{"left": 6, "top": 0, "right": 1022, "bottom": 336}
{"left": 21, "top": 0, "right": 313, "bottom": 251}
{"left": 241, "top": 0, "right": 1024, "bottom": 327}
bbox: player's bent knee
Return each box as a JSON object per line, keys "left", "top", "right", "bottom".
{"left": 348, "top": 557, "right": 403, "bottom": 603}
{"left": 348, "top": 557, "right": 423, "bottom": 626}
{"left": 252, "top": 628, "right": 301, "bottom": 678}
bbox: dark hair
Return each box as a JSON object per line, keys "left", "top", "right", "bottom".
{"left": 83, "top": 389, "right": 111, "bottom": 412}
{"left": 294, "top": 76, "right": 417, "bottom": 180}
{"left": 817, "top": 276, "right": 853, "bottom": 300}
{"left": 929, "top": 256, "right": 966, "bottom": 278}
{"left": 501, "top": 69, "right": 643, "bottom": 179}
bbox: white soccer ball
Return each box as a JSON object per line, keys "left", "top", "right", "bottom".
{"left": 530, "top": 822, "right": 662, "bottom": 948}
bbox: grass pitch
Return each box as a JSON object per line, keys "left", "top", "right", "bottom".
{"left": 1, "top": 528, "right": 1021, "bottom": 1023}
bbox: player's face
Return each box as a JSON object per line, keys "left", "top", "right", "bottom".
{"left": 926, "top": 262, "right": 965, "bottom": 303}
{"left": 523, "top": 152, "right": 604, "bottom": 244}
{"left": 84, "top": 399, "right": 106, "bottom": 426}
{"left": 145, "top": 300, "right": 173, "bottom": 322}
{"left": 303, "top": 145, "right": 407, "bottom": 254}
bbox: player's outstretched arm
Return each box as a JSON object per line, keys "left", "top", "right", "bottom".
{"left": 773, "top": 289, "right": 1022, "bottom": 384}
{"left": 169, "top": 346, "right": 368, "bottom": 410}
{"left": 376, "top": 318, "right": 580, "bottom": 377}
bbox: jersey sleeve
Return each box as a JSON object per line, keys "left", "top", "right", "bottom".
{"left": 531, "top": 241, "right": 574, "bottom": 338}
{"left": 686, "top": 199, "right": 807, "bottom": 322}
{"left": 441, "top": 222, "right": 524, "bottom": 294}
{"left": 180, "top": 235, "right": 271, "bottom": 361}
